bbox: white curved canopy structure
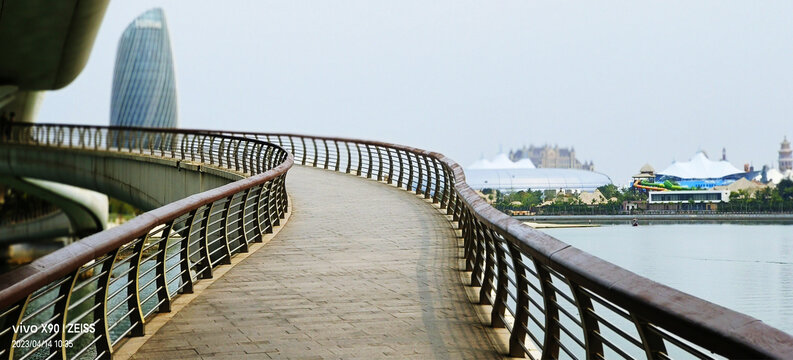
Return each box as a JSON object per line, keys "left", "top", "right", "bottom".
{"left": 468, "top": 153, "right": 535, "bottom": 170}
{"left": 658, "top": 152, "right": 743, "bottom": 179}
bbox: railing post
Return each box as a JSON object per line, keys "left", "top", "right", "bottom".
{"left": 1, "top": 296, "right": 29, "bottom": 359}
{"left": 300, "top": 137, "right": 307, "bottom": 165}
{"left": 463, "top": 210, "right": 475, "bottom": 271}
{"left": 365, "top": 144, "right": 373, "bottom": 178}
{"left": 431, "top": 159, "right": 441, "bottom": 204}
{"left": 376, "top": 146, "right": 383, "bottom": 182}
{"left": 323, "top": 139, "right": 330, "bottom": 169}
{"left": 279, "top": 174, "right": 288, "bottom": 216}
{"left": 95, "top": 249, "right": 119, "bottom": 359}
{"left": 536, "top": 263, "right": 561, "bottom": 359}
{"left": 269, "top": 179, "right": 280, "bottom": 227}
{"left": 422, "top": 156, "right": 432, "bottom": 199}
{"left": 241, "top": 187, "right": 256, "bottom": 248}
{"left": 156, "top": 221, "right": 175, "bottom": 313}
{"left": 199, "top": 204, "right": 214, "bottom": 279}
{"left": 259, "top": 183, "right": 273, "bottom": 235}
{"left": 220, "top": 196, "right": 234, "bottom": 264}
{"left": 479, "top": 227, "right": 496, "bottom": 305}
{"left": 180, "top": 210, "right": 198, "bottom": 292}
{"left": 491, "top": 231, "right": 509, "bottom": 328}
{"left": 470, "top": 220, "right": 485, "bottom": 287}
{"left": 568, "top": 281, "right": 604, "bottom": 359}
{"left": 415, "top": 154, "right": 423, "bottom": 195}
{"left": 386, "top": 147, "right": 394, "bottom": 184}
{"left": 396, "top": 149, "right": 405, "bottom": 188}
{"left": 631, "top": 314, "right": 668, "bottom": 359}
{"left": 312, "top": 138, "right": 319, "bottom": 167}
{"left": 508, "top": 243, "right": 530, "bottom": 358}
{"left": 406, "top": 152, "right": 414, "bottom": 192}
{"left": 334, "top": 140, "right": 341, "bottom": 172}
{"left": 345, "top": 142, "right": 352, "bottom": 174}
{"left": 356, "top": 143, "right": 363, "bottom": 176}
{"left": 128, "top": 237, "right": 147, "bottom": 337}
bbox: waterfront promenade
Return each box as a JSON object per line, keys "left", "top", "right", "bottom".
{"left": 130, "top": 166, "right": 500, "bottom": 359}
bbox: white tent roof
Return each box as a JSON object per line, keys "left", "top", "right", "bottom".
{"left": 658, "top": 152, "right": 743, "bottom": 179}
{"left": 468, "top": 153, "right": 535, "bottom": 170}
{"left": 766, "top": 168, "right": 793, "bottom": 185}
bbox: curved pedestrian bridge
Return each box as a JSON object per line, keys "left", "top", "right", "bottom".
{"left": 0, "top": 124, "right": 792, "bottom": 360}
{"left": 131, "top": 166, "right": 498, "bottom": 359}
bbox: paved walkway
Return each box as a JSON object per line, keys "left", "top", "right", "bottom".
{"left": 132, "top": 166, "right": 500, "bottom": 359}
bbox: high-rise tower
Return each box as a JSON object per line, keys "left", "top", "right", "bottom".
{"left": 110, "top": 8, "right": 177, "bottom": 128}
{"left": 780, "top": 136, "right": 792, "bottom": 172}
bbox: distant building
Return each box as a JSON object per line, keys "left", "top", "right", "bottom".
{"left": 509, "top": 145, "right": 593, "bottom": 171}
{"left": 632, "top": 163, "right": 655, "bottom": 182}
{"left": 780, "top": 136, "right": 792, "bottom": 172}
{"left": 110, "top": 8, "right": 178, "bottom": 128}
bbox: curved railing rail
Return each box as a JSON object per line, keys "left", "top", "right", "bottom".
{"left": 0, "top": 123, "right": 292, "bottom": 360}
{"left": 225, "top": 130, "right": 793, "bottom": 359}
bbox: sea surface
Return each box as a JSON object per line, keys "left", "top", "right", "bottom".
{"left": 542, "top": 224, "right": 793, "bottom": 335}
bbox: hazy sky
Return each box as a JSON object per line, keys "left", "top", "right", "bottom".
{"left": 38, "top": 1, "right": 793, "bottom": 184}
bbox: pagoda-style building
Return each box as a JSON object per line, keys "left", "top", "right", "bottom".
{"left": 780, "top": 136, "right": 792, "bottom": 172}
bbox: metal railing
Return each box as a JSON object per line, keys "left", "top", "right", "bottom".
{"left": 225, "top": 131, "right": 793, "bottom": 359}
{"left": 0, "top": 124, "right": 292, "bottom": 360}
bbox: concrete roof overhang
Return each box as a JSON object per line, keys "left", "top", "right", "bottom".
{"left": 0, "top": 0, "right": 109, "bottom": 91}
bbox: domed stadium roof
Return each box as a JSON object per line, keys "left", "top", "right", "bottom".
{"left": 464, "top": 168, "right": 612, "bottom": 192}
{"left": 658, "top": 152, "right": 743, "bottom": 179}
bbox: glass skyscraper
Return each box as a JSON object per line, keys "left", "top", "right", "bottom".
{"left": 110, "top": 8, "right": 177, "bottom": 128}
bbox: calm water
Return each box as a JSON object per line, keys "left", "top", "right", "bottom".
{"left": 542, "top": 224, "right": 793, "bottom": 335}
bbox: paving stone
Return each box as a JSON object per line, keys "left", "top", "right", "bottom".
{"left": 132, "top": 166, "right": 499, "bottom": 359}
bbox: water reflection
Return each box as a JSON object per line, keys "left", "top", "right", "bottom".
{"left": 542, "top": 224, "right": 793, "bottom": 335}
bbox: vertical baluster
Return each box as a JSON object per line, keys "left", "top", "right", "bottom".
{"left": 491, "top": 232, "right": 509, "bottom": 329}
{"left": 536, "top": 263, "right": 561, "bottom": 359}
{"left": 156, "top": 222, "right": 175, "bottom": 312}
{"left": 508, "top": 244, "right": 530, "bottom": 358}
{"left": 93, "top": 249, "right": 118, "bottom": 360}
{"left": 631, "top": 315, "right": 667, "bottom": 359}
